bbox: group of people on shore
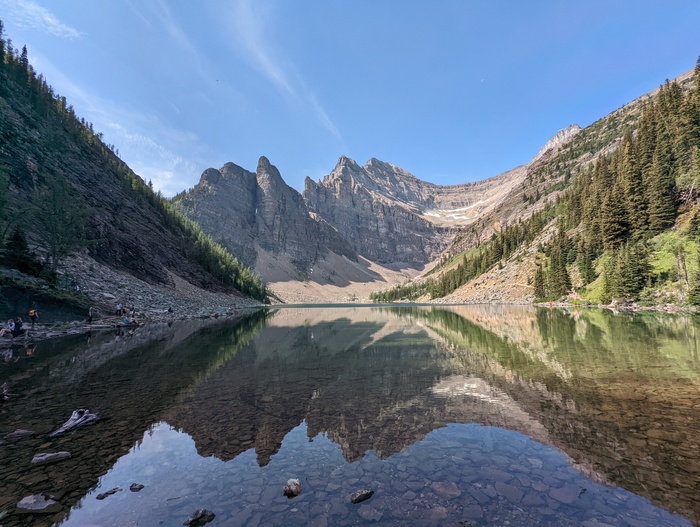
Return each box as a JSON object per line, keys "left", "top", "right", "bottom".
{"left": 116, "top": 302, "right": 139, "bottom": 325}
{"left": 0, "top": 308, "right": 39, "bottom": 340}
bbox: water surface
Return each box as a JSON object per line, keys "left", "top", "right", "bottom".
{"left": 1, "top": 306, "right": 699, "bottom": 526}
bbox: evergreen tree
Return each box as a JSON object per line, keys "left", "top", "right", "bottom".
{"left": 600, "top": 184, "right": 630, "bottom": 248}
{"left": 19, "top": 44, "right": 28, "bottom": 70}
{"left": 0, "top": 19, "right": 4, "bottom": 64}
{"left": 533, "top": 264, "right": 546, "bottom": 299}
{"left": 688, "top": 250, "right": 700, "bottom": 305}
{"left": 646, "top": 124, "right": 678, "bottom": 234}
{"left": 577, "top": 238, "right": 597, "bottom": 284}
{"left": 2, "top": 227, "right": 42, "bottom": 275}
{"left": 619, "top": 135, "right": 647, "bottom": 235}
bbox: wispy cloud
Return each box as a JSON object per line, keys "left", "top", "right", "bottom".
{"left": 30, "top": 52, "right": 207, "bottom": 197}
{"left": 227, "top": 0, "right": 342, "bottom": 140}
{"left": 231, "top": 0, "right": 295, "bottom": 97}
{"left": 0, "top": 0, "right": 83, "bottom": 39}
{"left": 308, "top": 91, "right": 342, "bottom": 140}
{"left": 104, "top": 122, "right": 200, "bottom": 197}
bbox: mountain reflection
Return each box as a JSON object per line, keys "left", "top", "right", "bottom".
{"left": 2, "top": 306, "right": 699, "bottom": 526}
{"left": 165, "top": 308, "right": 552, "bottom": 466}
{"left": 165, "top": 306, "right": 700, "bottom": 523}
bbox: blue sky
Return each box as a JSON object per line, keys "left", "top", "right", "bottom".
{"left": 1, "top": 1, "right": 699, "bottom": 196}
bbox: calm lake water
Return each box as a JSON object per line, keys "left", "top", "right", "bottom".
{"left": 1, "top": 305, "right": 699, "bottom": 526}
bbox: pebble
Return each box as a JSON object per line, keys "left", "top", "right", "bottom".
{"left": 15, "top": 494, "right": 61, "bottom": 514}
{"left": 350, "top": 488, "right": 374, "bottom": 504}
{"left": 183, "top": 508, "right": 216, "bottom": 526}
{"left": 283, "top": 478, "right": 302, "bottom": 498}
{"left": 96, "top": 487, "right": 121, "bottom": 500}
{"left": 31, "top": 451, "right": 72, "bottom": 465}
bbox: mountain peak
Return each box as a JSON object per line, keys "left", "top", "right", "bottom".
{"left": 335, "top": 155, "right": 360, "bottom": 171}
{"left": 535, "top": 124, "right": 581, "bottom": 160}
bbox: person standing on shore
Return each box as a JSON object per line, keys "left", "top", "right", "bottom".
{"left": 29, "top": 307, "right": 39, "bottom": 329}
{"left": 88, "top": 307, "right": 93, "bottom": 324}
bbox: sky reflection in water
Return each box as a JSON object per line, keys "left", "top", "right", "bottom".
{"left": 1, "top": 305, "right": 699, "bottom": 526}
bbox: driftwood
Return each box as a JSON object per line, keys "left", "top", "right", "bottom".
{"left": 48, "top": 408, "right": 100, "bottom": 437}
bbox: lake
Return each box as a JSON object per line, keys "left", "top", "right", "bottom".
{"left": 1, "top": 305, "right": 699, "bottom": 526}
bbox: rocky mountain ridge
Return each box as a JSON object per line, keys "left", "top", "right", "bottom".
{"left": 175, "top": 124, "right": 583, "bottom": 302}
{"left": 175, "top": 157, "right": 356, "bottom": 283}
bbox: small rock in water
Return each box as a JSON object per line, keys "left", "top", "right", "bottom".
{"left": 32, "top": 451, "right": 72, "bottom": 465}
{"left": 183, "top": 508, "right": 216, "bottom": 526}
{"left": 16, "top": 494, "right": 61, "bottom": 514}
{"left": 350, "top": 489, "right": 374, "bottom": 504}
{"left": 5, "top": 429, "right": 35, "bottom": 439}
{"left": 130, "top": 483, "right": 145, "bottom": 492}
{"left": 96, "top": 487, "right": 121, "bottom": 500}
{"left": 283, "top": 478, "right": 302, "bottom": 498}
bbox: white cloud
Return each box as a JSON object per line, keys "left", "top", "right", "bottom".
{"left": 0, "top": 0, "right": 83, "bottom": 39}
{"left": 29, "top": 52, "right": 206, "bottom": 197}
{"left": 226, "top": 0, "right": 343, "bottom": 141}
{"left": 230, "top": 0, "right": 295, "bottom": 97}
{"left": 308, "top": 91, "right": 342, "bottom": 140}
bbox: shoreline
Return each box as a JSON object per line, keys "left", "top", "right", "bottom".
{"left": 4, "top": 300, "right": 698, "bottom": 350}
{"left": 0, "top": 306, "right": 263, "bottom": 349}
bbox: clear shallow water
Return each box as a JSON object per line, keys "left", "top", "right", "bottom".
{"left": 1, "top": 305, "right": 699, "bottom": 526}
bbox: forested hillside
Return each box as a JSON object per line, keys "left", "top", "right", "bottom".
{"left": 373, "top": 58, "right": 700, "bottom": 306}
{"left": 0, "top": 21, "right": 268, "bottom": 303}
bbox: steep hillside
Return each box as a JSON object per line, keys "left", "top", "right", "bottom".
{"left": 0, "top": 31, "right": 268, "bottom": 310}
{"left": 383, "top": 64, "right": 700, "bottom": 306}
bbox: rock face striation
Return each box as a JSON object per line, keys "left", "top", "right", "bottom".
{"left": 175, "top": 157, "right": 356, "bottom": 282}
{"left": 303, "top": 156, "right": 528, "bottom": 266}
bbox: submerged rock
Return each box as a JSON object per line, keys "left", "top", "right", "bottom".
{"left": 16, "top": 494, "right": 61, "bottom": 514}
{"left": 283, "top": 478, "right": 302, "bottom": 498}
{"left": 49, "top": 408, "right": 100, "bottom": 437}
{"left": 183, "top": 508, "right": 216, "bottom": 526}
{"left": 32, "top": 451, "right": 71, "bottom": 465}
{"left": 5, "top": 429, "right": 35, "bottom": 439}
{"left": 350, "top": 488, "right": 374, "bottom": 504}
{"left": 96, "top": 487, "right": 121, "bottom": 500}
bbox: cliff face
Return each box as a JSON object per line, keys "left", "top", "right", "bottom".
{"left": 303, "top": 156, "right": 528, "bottom": 267}
{"left": 175, "top": 157, "right": 357, "bottom": 282}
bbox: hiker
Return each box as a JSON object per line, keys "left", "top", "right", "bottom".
{"left": 29, "top": 307, "right": 39, "bottom": 328}
{"left": 87, "top": 307, "right": 93, "bottom": 324}
{"left": 11, "top": 317, "right": 25, "bottom": 339}
{"left": 0, "top": 319, "right": 14, "bottom": 337}
{"left": 116, "top": 303, "right": 122, "bottom": 317}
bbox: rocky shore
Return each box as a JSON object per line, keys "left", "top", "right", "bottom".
{"left": 0, "top": 253, "right": 264, "bottom": 348}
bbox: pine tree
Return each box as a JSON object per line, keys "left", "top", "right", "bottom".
{"left": 19, "top": 44, "right": 28, "bottom": 70}
{"left": 646, "top": 122, "right": 678, "bottom": 234}
{"left": 600, "top": 184, "right": 630, "bottom": 248}
{"left": 533, "top": 264, "right": 546, "bottom": 299}
{"left": 620, "top": 135, "right": 647, "bottom": 235}
{"left": 2, "top": 227, "right": 42, "bottom": 275}
{"left": 688, "top": 250, "right": 700, "bottom": 305}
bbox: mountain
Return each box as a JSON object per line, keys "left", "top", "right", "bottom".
{"left": 303, "top": 156, "right": 528, "bottom": 266}
{"left": 173, "top": 123, "right": 595, "bottom": 303}
{"left": 174, "top": 157, "right": 357, "bottom": 281}
{"left": 4, "top": 20, "right": 697, "bottom": 310}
